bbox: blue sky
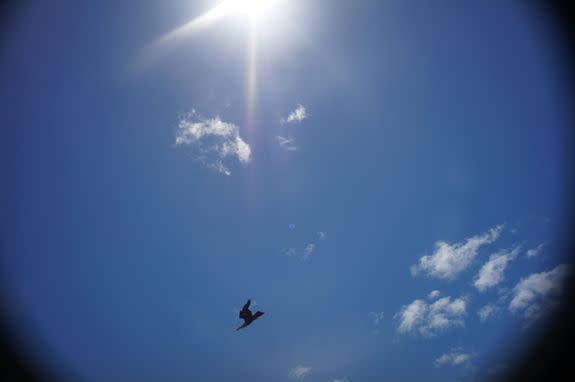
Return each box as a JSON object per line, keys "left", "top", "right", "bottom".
{"left": 1, "top": 1, "right": 573, "bottom": 381}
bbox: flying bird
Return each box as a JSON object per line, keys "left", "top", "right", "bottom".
{"left": 237, "top": 299, "right": 264, "bottom": 331}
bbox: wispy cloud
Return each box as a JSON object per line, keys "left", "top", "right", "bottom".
{"left": 277, "top": 135, "right": 298, "bottom": 151}
{"left": 473, "top": 246, "right": 520, "bottom": 292}
{"left": 282, "top": 104, "right": 307, "bottom": 124}
{"left": 369, "top": 311, "right": 384, "bottom": 335}
{"left": 526, "top": 243, "right": 545, "bottom": 258}
{"left": 396, "top": 295, "right": 467, "bottom": 337}
{"left": 434, "top": 348, "right": 472, "bottom": 368}
{"left": 411, "top": 225, "right": 503, "bottom": 280}
{"left": 477, "top": 303, "right": 500, "bottom": 322}
{"left": 370, "top": 311, "right": 385, "bottom": 326}
{"left": 290, "top": 365, "right": 311, "bottom": 380}
{"left": 303, "top": 243, "right": 315, "bottom": 258}
{"left": 428, "top": 290, "right": 441, "bottom": 300}
{"left": 509, "top": 264, "right": 571, "bottom": 324}
{"left": 332, "top": 379, "right": 349, "bottom": 382}
{"left": 175, "top": 110, "right": 251, "bottom": 175}
{"left": 283, "top": 230, "right": 326, "bottom": 261}
{"left": 283, "top": 243, "right": 315, "bottom": 261}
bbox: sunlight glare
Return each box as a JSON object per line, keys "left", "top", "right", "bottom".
{"left": 139, "top": 0, "right": 284, "bottom": 71}
{"left": 219, "top": 0, "right": 277, "bottom": 23}
{"left": 240, "top": 0, "right": 274, "bottom": 19}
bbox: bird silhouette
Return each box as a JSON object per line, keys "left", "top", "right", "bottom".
{"left": 236, "top": 299, "right": 264, "bottom": 331}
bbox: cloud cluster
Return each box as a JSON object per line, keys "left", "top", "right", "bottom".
{"left": 509, "top": 264, "right": 571, "bottom": 323}
{"left": 282, "top": 104, "right": 307, "bottom": 123}
{"left": 411, "top": 225, "right": 503, "bottom": 280}
{"left": 290, "top": 365, "right": 311, "bottom": 380}
{"left": 175, "top": 110, "right": 251, "bottom": 175}
{"left": 396, "top": 295, "right": 467, "bottom": 337}
{"left": 473, "top": 246, "right": 520, "bottom": 292}
{"left": 434, "top": 348, "right": 471, "bottom": 368}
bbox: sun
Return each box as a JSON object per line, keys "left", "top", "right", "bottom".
{"left": 241, "top": 0, "right": 273, "bottom": 18}
{"left": 224, "top": 0, "right": 276, "bottom": 21}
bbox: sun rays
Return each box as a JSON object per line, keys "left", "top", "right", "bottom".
{"left": 140, "top": 0, "right": 285, "bottom": 128}
{"left": 147, "top": 0, "right": 278, "bottom": 49}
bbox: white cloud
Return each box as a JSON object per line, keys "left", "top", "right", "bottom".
{"left": 283, "top": 231, "right": 326, "bottom": 261}
{"left": 332, "top": 379, "right": 349, "bottom": 382}
{"left": 175, "top": 110, "right": 251, "bottom": 175}
{"left": 396, "top": 299, "right": 427, "bottom": 333}
{"left": 509, "top": 264, "right": 571, "bottom": 323}
{"left": 283, "top": 243, "right": 315, "bottom": 261}
{"left": 434, "top": 348, "right": 471, "bottom": 368}
{"left": 477, "top": 303, "right": 500, "bottom": 322}
{"left": 526, "top": 243, "right": 545, "bottom": 258}
{"left": 428, "top": 290, "right": 441, "bottom": 300}
{"left": 277, "top": 135, "right": 297, "bottom": 151}
{"left": 282, "top": 104, "right": 307, "bottom": 123}
{"left": 473, "top": 246, "right": 520, "bottom": 292}
{"left": 396, "top": 295, "right": 467, "bottom": 337}
{"left": 303, "top": 243, "right": 315, "bottom": 259}
{"left": 411, "top": 225, "right": 503, "bottom": 280}
{"left": 290, "top": 365, "right": 311, "bottom": 380}
{"left": 369, "top": 311, "right": 385, "bottom": 326}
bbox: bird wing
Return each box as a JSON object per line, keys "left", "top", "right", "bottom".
{"left": 253, "top": 311, "right": 264, "bottom": 319}
{"left": 239, "top": 299, "right": 253, "bottom": 320}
